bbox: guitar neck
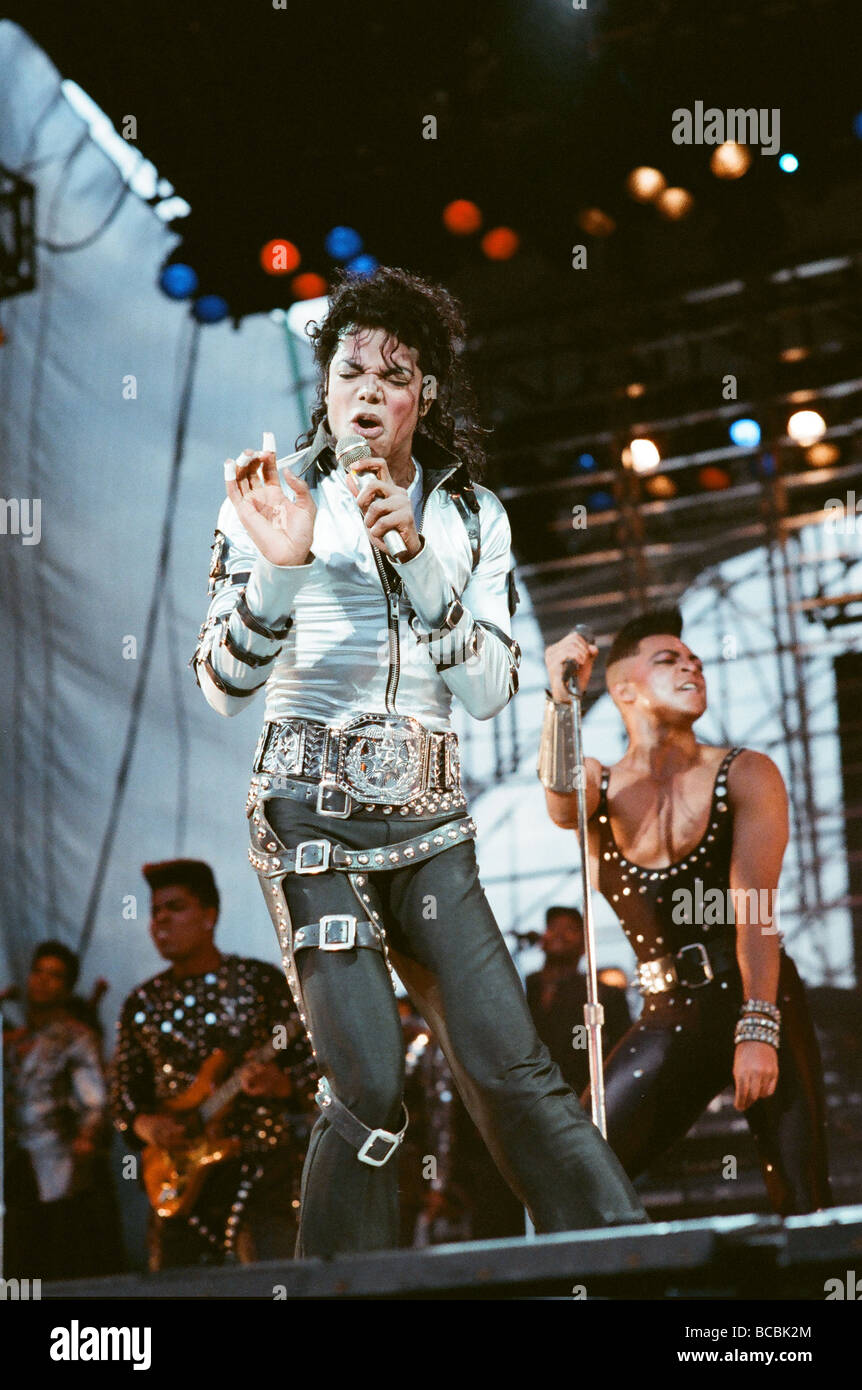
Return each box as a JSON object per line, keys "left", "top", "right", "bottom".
{"left": 198, "top": 1021, "right": 300, "bottom": 1123}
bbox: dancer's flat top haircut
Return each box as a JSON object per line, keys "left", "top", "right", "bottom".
{"left": 142, "top": 859, "right": 220, "bottom": 915}
{"left": 606, "top": 608, "right": 684, "bottom": 672}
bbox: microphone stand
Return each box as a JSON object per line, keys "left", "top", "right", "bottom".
{"left": 565, "top": 672, "right": 607, "bottom": 1139}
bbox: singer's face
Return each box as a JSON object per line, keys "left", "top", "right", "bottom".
{"left": 612, "top": 635, "right": 707, "bottom": 723}
{"left": 325, "top": 327, "right": 425, "bottom": 465}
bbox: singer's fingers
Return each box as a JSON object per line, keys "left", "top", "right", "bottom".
{"left": 224, "top": 459, "right": 241, "bottom": 505}
{"left": 364, "top": 494, "right": 410, "bottom": 530}
{"left": 350, "top": 456, "right": 389, "bottom": 478}
{"left": 259, "top": 452, "right": 281, "bottom": 486}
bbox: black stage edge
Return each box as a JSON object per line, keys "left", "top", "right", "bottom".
{"left": 38, "top": 1204, "right": 862, "bottom": 1301}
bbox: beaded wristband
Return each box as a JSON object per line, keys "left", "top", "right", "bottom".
{"left": 734, "top": 1020, "right": 780, "bottom": 1048}
{"left": 741, "top": 999, "right": 781, "bottom": 1024}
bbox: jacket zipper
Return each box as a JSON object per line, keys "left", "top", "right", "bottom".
{"left": 371, "top": 466, "right": 459, "bottom": 713}
{"left": 372, "top": 547, "right": 401, "bottom": 712}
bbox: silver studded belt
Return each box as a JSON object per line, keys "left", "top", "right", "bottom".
{"left": 637, "top": 934, "right": 737, "bottom": 995}
{"left": 248, "top": 815, "right": 477, "bottom": 879}
{"left": 251, "top": 714, "right": 462, "bottom": 818}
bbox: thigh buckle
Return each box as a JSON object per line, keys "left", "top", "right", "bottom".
{"left": 318, "top": 914, "right": 357, "bottom": 951}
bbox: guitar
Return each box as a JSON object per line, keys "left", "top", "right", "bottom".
{"left": 142, "top": 1019, "right": 305, "bottom": 1219}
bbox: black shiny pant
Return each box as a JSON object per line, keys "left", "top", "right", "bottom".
{"left": 262, "top": 797, "right": 647, "bottom": 1257}
{"left": 584, "top": 954, "right": 832, "bottom": 1214}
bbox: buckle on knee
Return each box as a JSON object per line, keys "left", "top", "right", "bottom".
{"left": 315, "top": 1077, "right": 407, "bottom": 1167}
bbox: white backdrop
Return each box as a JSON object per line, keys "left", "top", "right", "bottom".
{"left": 0, "top": 21, "right": 314, "bottom": 1035}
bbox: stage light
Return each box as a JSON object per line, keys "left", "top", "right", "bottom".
{"left": 481, "top": 227, "right": 520, "bottom": 260}
{"left": 806, "top": 441, "right": 840, "bottom": 467}
{"left": 587, "top": 490, "right": 614, "bottom": 512}
{"left": 730, "top": 418, "right": 761, "bottom": 448}
{"left": 443, "top": 200, "right": 482, "bottom": 235}
{"left": 644, "top": 474, "right": 677, "bottom": 499}
{"left": 578, "top": 208, "right": 616, "bottom": 237}
{"left": 626, "top": 167, "right": 666, "bottom": 203}
{"left": 710, "top": 142, "right": 751, "bottom": 180}
{"left": 854, "top": 112, "right": 862, "bottom": 140}
{"left": 625, "top": 382, "right": 646, "bottom": 399}
{"left": 346, "top": 253, "right": 379, "bottom": 277}
{"left": 780, "top": 345, "right": 809, "bottom": 363}
{"left": 778, "top": 153, "right": 799, "bottom": 173}
{"left": 260, "top": 239, "right": 301, "bottom": 275}
{"left": 699, "top": 465, "right": 731, "bottom": 491}
{"left": 286, "top": 295, "right": 329, "bottom": 341}
{"left": 623, "top": 438, "right": 660, "bottom": 473}
{"left": 787, "top": 409, "right": 826, "bottom": 445}
{"left": 193, "top": 294, "right": 230, "bottom": 324}
{"left": 576, "top": 452, "right": 597, "bottom": 471}
{"left": 325, "top": 226, "right": 363, "bottom": 261}
{"left": 291, "top": 272, "right": 328, "bottom": 300}
{"left": 656, "top": 187, "right": 694, "bottom": 221}
{"left": 159, "top": 263, "right": 199, "bottom": 299}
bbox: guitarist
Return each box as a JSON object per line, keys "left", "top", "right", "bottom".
{"left": 110, "top": 859, "right": 314, "bottom": 1269}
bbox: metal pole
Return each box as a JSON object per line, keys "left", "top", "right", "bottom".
{"left": 566, "top": 680, "right": 607, "bottom": 1138}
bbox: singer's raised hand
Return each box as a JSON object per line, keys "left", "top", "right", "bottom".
{"left": 346, "top": 456, "right": 422, "bottom": 560}
{"left": 224, "top": 432, "right": 316, "bottom": 567}
{"left": 544, "top": 630, "right": 599, "bottom": 703}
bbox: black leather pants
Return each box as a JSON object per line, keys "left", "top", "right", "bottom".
{"left": 584, "top": 953, "right": 832, "bottom": 1215}
{"left": 259, "top": 797, "right": 647, "bottom": 1257}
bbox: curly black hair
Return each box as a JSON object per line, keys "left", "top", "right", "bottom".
{"left": 295, "top": 265, "right": 488, "bottom": 479}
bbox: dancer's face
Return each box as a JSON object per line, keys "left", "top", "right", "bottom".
{"left": 325, "top": 327, "right": 428, "bottom": 463}
{"left": 609, "top": 635, "right": 707, "bottom": 724}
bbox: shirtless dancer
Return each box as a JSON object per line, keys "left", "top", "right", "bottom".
{"left": 539, "top": 608, "right": 831, "bottom": 1214}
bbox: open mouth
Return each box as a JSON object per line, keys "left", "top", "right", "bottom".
{"left": 677, "top": 682, "right": 702, "bottom": 692}
{"left": 352, "top": 414, "right": 384, "bottom": 438}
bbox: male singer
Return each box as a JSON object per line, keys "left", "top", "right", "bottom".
{"left": 192, "top": 266, "right": 646, "bottom": 1256}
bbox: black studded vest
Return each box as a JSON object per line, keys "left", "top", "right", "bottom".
{"left": 595, "top": 748, "right": 744, "bottom": 964}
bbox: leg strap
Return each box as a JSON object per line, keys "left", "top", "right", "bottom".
{"left": 248, "top": 815, "right": 476, "bottom": 879}
{"left": 314, "top": 1077, "right": 408, "bottom": 1167}
{"left": 293, "top": 915, "right": 384, "bottom": 953}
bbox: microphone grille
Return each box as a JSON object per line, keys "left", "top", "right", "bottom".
{"left": 335, "top": 432, "right": 372, "bottom": 471}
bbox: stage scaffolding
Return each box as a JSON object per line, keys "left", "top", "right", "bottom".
{"left": 453, "top": 246, "right": 862, "bottom": 989}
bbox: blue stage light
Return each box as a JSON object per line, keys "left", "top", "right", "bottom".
{"left": 853, "top": 112, "right": 862, "bottom": 140}
{"left": 193, "top": 294, "right": 230, "bottom": 324}
{"left": 159, "top": 263, "right": 198, "bottom": 299}
{"left": 730, "top": 418, "right": 761, "bottom": 448}
{"left": 346, "top": 253, "right": 379, "bottom": 278}
{"left": 577, "top": 453, "right": 597, "bottom": 471}
{"left": 325, "top": 226, "right": 363, "bottom": 261}
{"left": 587, "top": 490, "right": 614, "bottom": 512}
{"left": 778, "top": 153, "right": 799, "bottom": 173}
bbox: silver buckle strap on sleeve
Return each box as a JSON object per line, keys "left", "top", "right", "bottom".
{"left": 235, "top": 589, "right": 293, "bottom": 642}
{"left": 315, "top": 1077, "right": 408, "bottom": 1167}
{"left": 248, "top": 816, "right": 477, "bottom": 879}
{"left": 292, "top": 915, "right": 384, "bottom": 953}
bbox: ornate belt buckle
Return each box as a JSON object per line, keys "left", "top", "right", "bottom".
{"left": 336, "top": 714, "right": 430, "bottom": 805}
{"left": 260, "top": 721, "right": 306, "bottom": 777}
{"left": 295, "top": 840, "right": 331, "bottom": 874}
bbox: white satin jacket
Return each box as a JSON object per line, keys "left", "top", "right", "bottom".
{"left": 193, "top": 424, "right": 520, "bottom": 733}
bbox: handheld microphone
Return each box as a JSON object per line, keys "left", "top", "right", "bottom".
{"left": 335, "top": 433, "right": 408, "bottom": 559}
{"left": 562, "top": 623, "right": 597, "bottom": 693}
